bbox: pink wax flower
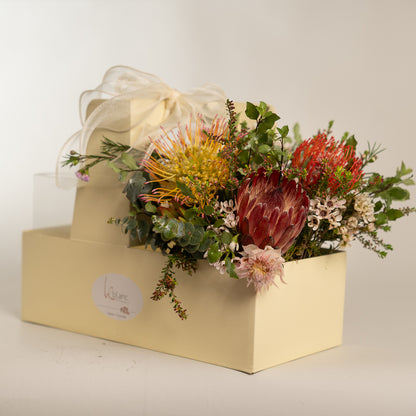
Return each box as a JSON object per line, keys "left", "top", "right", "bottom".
{"left": 75, "top": 170, "right": 90, "bottom": 182}
{"left": 235, "top": 244, "right": 285, "bottom": 292}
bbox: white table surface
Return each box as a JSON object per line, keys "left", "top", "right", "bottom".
{"left": 1, "top": 240, "right": 415, "bottom": 416}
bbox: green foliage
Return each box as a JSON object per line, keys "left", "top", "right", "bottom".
{"left": 235, "top": 101, "right": 289, "bottom": 174}
{"left": 365, "top": 162, "right": 414, "bottom": 223}
{"left": 245, "top": 102, "right": 259, "bottom": 120}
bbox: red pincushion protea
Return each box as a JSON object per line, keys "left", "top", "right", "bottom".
{"left": 291, "top": 133, "right": 363, "bottom": 195}
{"left": 236, "top": 168, "right": 309, "bottom": 253}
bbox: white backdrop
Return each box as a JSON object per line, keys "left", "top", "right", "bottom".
{"left": 1, "top": 1, "right": 416, "bottom": 415}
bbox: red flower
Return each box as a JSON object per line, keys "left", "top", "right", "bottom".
{"left": 236, "top": 168, "right": 309, "bottom": 253}
{"left": 291, "top": 133, "right": 363, "bottom": 194}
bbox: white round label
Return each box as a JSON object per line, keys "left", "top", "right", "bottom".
{"left": 92, "top": 273, "right": 143, "bottom": 320}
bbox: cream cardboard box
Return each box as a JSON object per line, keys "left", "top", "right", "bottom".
{"left": 22, "top": 226, "right": 346, "bottom": 374}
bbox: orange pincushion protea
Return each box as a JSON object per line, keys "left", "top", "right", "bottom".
{"left": 236, "top": 168, "right": 309, "bottom": 253}
{"left": 291, "top": 133, "right": 363, "bottom": 195}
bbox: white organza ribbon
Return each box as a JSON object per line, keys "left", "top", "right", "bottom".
{"left": 57, "top": 66, "right": 227, "bottom": 187}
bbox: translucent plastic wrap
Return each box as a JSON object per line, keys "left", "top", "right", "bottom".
{"left": 33, "top": 173, "right": 77, "bottom": 229}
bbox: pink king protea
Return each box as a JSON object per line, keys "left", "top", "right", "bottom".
{"left": 236, "top": 168, "right": 309, "bottom": 253}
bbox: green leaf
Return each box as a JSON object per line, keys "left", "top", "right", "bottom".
{"left": 386, "top": 209, "right": 404, "bottom": 221}
{"left": 178, "top": 222, "right": 195, "bottom": 246}
{"left": 374, "top": 201, "right": 383, "bottom": 212}
{"left": 119, "top": 171, "right": 128, "bottom": 182}
{"left": 123, "top": 171, "right": 151, "bottom": 205}
{"left": 126, "top": 218, "right": 138, "bottom": 231}
{"left": 207, "top": 243, "right": 222, "bottom": 263}
{"left": 345, "top": 135, "right": 358, "bottom": 149}
{"left": 375, "top": 212, "right": 388, "bottom": 226}
{"left": 120, "top": 152, "right": 138, "bottom": 170}
{"left": 402, "top": 178, "right": 415, "bottom": 186}
{"left": 277, "top": 125, "right": 289, "bottom": 138}
{"left": 388, "top": 187, "right": 409, "bottom": 201}
{"left": 292, "top": 122, "right": 302, "bottom": 145}
{"left": 258, "top": 101, "right": 268, "bottom": 116}
{"left": 137, "top": 218, "right": 150, "bottom": 241}
{"left": 198, "top": 232, "right": 213, "bottom": 252}
{"left": 192, "top": 216, "right": 209, "bottom": 227}
{"left": 220, "top": 231, "right": 233, "bottom": 245}
{"left": 258, "top": 144, "right": 271, "bottom": 154}
{"left": 184, "top": 207, "right": 198, "bottom": 221}
{"left": 397, "top": 161, "right": 412, "bottom": 177}
{"left": 238, "top": 149, "right": 250, "bottom": 164}
{"left": 149, "top": 236, "right": 158, "bottom": 251}
{"left": 176, "top": 181, "right": 194, "bottom": 199}
{"left": 257, "top": 113, "right": 279, "bottom": 134}
{"left": 188, "top": 225, "right": 205, "bottom": 246}
{"left": 161, "top": 219, "right": 179, "bottom": 241}
{"left": 245, "top": 102, "right": 259, "bottom": 120}
{"left": 145, "top": 202, "right": 157, "bottom": 213}
{"left": 266, "top": 110, "right": 280, "bottom": 120}
{"left": 108, "top": 161, "right": 121, "bottom": 174}
{"left": 214, "top": 219, "right": 224, "bottom": 228}
{"left": 203, "top": 205, "right": 214, "bottom": 216}
{"left": 185, "top": 244, "right": 199, "bottom": 254}
{"left": 225, "top": 257, "right": 238, "bottom": 279}
{"left": 175, "top": 221, "right": 186, "bottom": 239}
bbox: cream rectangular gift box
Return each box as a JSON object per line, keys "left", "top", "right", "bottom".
{"left": 22, "top": 94, "right": 347, "bottom": 373}
{"left": 22, "top": 226, "right": 346, "bottom": 374}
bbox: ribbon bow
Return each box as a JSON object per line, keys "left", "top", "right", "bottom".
{"left": 57, "top": 66, "right": 227, "bottom": 186}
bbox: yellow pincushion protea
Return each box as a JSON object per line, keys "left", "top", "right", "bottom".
{"left": 142, "top": 117, "right": 230, "bottom": 207}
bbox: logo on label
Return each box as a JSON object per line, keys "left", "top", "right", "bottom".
{"left": 92, "top": 273, "right": 143, "bottom": 320}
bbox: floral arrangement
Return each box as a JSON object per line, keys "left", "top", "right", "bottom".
{"left": 64, "top": 100, "right": 415, "bottom": 319}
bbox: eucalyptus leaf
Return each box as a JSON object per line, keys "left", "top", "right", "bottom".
{"left": 198, "top": 232, "right": 213, "bottom": 252}
{"left": 188, "top": 225, "right": 204, "bottom": 246}
{"left": 161, "top": 219, "right": 179, "bottom": 241}
{"left": 178, "top": 222, "right": 195, "bottom": 247}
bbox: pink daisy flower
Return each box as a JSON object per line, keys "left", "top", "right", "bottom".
{"left": 235, "top": 245, "right": 285, "bottom": 292}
